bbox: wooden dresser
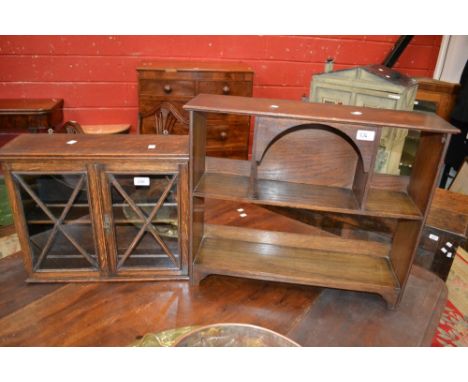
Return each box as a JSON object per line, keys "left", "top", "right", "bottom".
{"left": 137, "top": 61, "right": 253, "bottom": 159}
{"left": 415, "top": 78, "right": 460, "bottom": 121}
{"left": 0, "top": 98, "right": 64, "bottom": 151}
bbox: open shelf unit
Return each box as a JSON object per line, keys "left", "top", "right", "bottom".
{"left": 185, "top": 94, "right": 458, "bottom": 309}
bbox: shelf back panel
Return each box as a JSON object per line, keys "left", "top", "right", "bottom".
{"left": 257, "top": 126, "right": 358, "bottom": 189}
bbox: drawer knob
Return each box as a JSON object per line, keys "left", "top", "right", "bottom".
{"left": 222, "top": 85, "right": 230, "bottom": 94}
{"left": 163, "top": 84, "right": 172, "bottom": 94}
{"left": 220, "top": 131, "right": 228, "bottom": 140}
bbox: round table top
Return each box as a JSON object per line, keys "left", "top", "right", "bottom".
{"left": 80, "top": 124, "right": 131, "bottom": 134}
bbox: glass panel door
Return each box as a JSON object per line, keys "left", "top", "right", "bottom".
{"left": 13, "top": 173, "right": 98, "bottom": 271}
{"left": 106, "top": 173, "right": 180, "bottom": 271}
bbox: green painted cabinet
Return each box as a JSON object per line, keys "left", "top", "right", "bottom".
{"left": 310, "top": 64, "right": 418, "bottom": 175}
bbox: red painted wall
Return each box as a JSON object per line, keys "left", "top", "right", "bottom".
{"left": 0, "top": 35, "right": 442, "bottom": 133}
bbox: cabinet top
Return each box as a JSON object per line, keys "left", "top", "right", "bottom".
{"left": 415, "top": 78, "right": 461, "bottom": 94}
{"left": 0, "top": 134, "right": 189, "bottom": 160}
{"left": 0, "top": 98, "right": 64, "bottom": 114}
{"left": 137, "top": 61, "right": 253, "bottom": 73}
{"left": 184, "top": 94, "right": 459, "bottom": 134}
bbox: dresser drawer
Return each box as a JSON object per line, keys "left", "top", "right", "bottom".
{"left": 198, "top": 81, "right": 253, "bottom": 97}
{"left": 206, "top": 115, "right": 250, "bottom": 146}
{"left": 139, "top": 80, "right": 195, "bottom": 98}
{"left": 137, "top": 62, "right": 253, "bottom": 159}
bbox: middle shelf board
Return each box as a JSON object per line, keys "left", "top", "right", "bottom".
{"left": 193, "top": 172, "right": 422, "bottom": 220}
{"left": 194, "top": 225, "right": 400, "bottom": 294}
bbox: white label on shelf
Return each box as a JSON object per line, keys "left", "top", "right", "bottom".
{"left": 429, "top": 233, "right": 439, "bottom": 241}
{"left": 134, "top": 177, "right": 150, "bottom": 186}
{"left": 446, "top": 242, "right": 453, "bottom": 248}
{"left": 446, "top": 252, "right": 453, "bottom": 258}
{"left": 441, "top": 247, "right": 448, "bottom": 254}
{"left": 356, "top": 130, "right": 375, "bottom": 141}
{"left": 388, "top": 94, "right": 401, "bottom": 100}
{"left": 148, "top": 144, "right": 156, "bottom": 149}
{"left": 67, "top": 140, "right": 77, "bottom": 145}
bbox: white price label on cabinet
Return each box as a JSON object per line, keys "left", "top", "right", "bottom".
{"left": 356, "top": 130, "right": 375, "bottom": 141}
{"left": 134, "top": 177, "right": 150, "bottom": 186}
{"left": 429, "top": 233, "right": 439, "bottom": 241}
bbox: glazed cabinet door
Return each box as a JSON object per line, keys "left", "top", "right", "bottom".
{"left": 5, "top": 165, "right": 101, "bottom": 280}
{"left": 99, "top": 162, "right": 189, "bottom": 279}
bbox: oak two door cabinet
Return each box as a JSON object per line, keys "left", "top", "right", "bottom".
{"left": 184, "top": 94, "right": 459, "bottom": 309}
{"left": 137, "top": 61, "right": 253, "bottom": 159}
{"left": 0, "top": 135, "right": 189, "bottom": 281}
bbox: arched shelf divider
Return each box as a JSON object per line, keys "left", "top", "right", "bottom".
{"left": 253, "top": 117, "right": 378, "bottom": 173}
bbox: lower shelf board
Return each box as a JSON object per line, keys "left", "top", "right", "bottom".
{"left": 193, "top": 225, "right": 400, "bottom": 302}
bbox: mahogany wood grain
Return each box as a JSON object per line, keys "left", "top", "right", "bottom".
{"left": 188, "top": 95, "right": 457, "bottom": 309}
{"left": 408, "top": 132, "right": 450, "bottom": 215}
{"left": 195, "top": 172, "right": 422, "bottom": 220}
{"left": 427, "top": 188, "right": 468, "bottom": 237}
{"left": 287, "top": 266, "right": 447, "bottom": 346}
{"left": 370, "top": 173, "right": 410, "bottom": 192}
{"left": 204, "top": 224, "right": 390, "bottom": 257}
{"left": 0, "top": 134, "right": 189, "bottom": 160}
{"left": 183, "top": 94, "right": 459, "bottom": 134}
{"left": 256, "top": 126, "right": 359, "bottom": 188}
{"left": 138, "top": 62, "right": 253, "bottom": 158}
{"left": 390, "top": 220, "right": 422, "bottom": 288}
{"left": 194, "top": 241, "right": 398, "bottom": 307}
{"left": 415, "top": 78, "right": 460, "bottom": 121}
{"left": 365, "top": 188, "right": 422, "bottom": 219}
{"left": 0, "top": 263, "right": 319, "bottom": 346}
{"left": 205, "top": 156, "right": 251, "bottom": 176}
{"left": 0, "top": 98, "right": 64, "bottom": 134}
{"left": 0, "top": 134, "right": 190, "bottom": 282}
{"left": 0, "top": 253, "right": 62, "bottom": 318}
{"left": 253, "top": 117, "right": 377, "bottom": 173}
{"left": 190, "top": 111, "right": 207, "bottom": 267}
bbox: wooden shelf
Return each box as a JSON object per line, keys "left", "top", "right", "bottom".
{"left": 195, "top": 225, "right": 400, "bottom": 296}
{"left": 187, "top": 94, "right": 456, "bottom": 309}
{"left": 194, "top": 172, "right": 422, "bottom": 220}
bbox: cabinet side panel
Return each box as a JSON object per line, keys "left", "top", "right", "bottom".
{"left": 178, "top": 162, "right": 190, "bottom": 275}
{"left": 390, "top": 219, "right": 422, "bottom": 289}
{"left": 1, "top": 163, "right": 34, "bottom": 274}
{"left": 408, "top": 132, "right": 448, "bottom": 215}
{"left": 192, "top": 196, "right": 205, "bottom": 262}
{"left": 190, "top": 111, "right": 207, "bottom": 270}
{"left": 191, "top": 111, "right": 206, "bottom": 188}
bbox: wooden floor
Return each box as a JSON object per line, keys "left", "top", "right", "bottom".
{"left": 0, "top": 200, "right": 448, "bottom": 346}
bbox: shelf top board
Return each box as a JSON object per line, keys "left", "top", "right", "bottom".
{"left": 0, "top": 98, "right": 63, "bottom": 114}
{"left": 137, "top": 61, "right": 253, "bottom": 73}
{"left": 0, "top": 134, "right": 189, "bottom": 159}
{"left": 184, "top": 94, "right": 459, "bottom": 134}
